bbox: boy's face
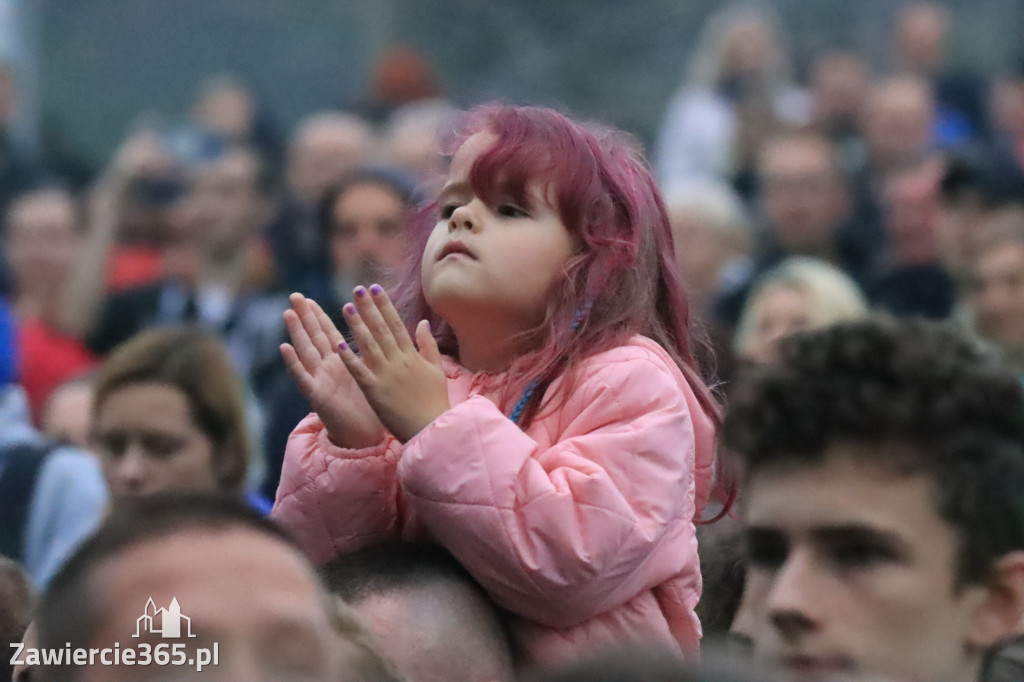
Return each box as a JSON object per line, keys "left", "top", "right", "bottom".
{"left": 741, "top": 446, "right": 995, "bottom": 682}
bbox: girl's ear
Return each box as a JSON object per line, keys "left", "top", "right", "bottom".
{"left": 966, "top": 551, "right": 1024, "bottom": 648}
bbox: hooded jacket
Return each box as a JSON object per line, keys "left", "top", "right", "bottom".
{"left": 272, "top": 335, "right": 715, "bottom": 664}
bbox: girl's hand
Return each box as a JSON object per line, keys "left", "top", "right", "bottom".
{"left": 337, "top": 285, "right": 450, "bottom": 443}
{"left": 280, "top": 293, "right": 386, "bottom": 448}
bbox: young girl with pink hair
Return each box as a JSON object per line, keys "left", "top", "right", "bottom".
{"left": 272, "top": 104, "right": 732, "bottom": 665}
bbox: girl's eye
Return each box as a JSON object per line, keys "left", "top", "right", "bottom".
{"left": 439, "top": 203, "right": 460, "bottom": 219}
{"left": 497, "top": 204, "right": 527, "bottom": 218}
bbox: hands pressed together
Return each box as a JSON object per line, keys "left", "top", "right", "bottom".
{"left": 280, "top": 286, "right": 451, "bottom": 445}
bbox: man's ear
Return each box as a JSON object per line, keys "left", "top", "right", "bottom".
{"left": 967, "top": 551, "right": 1024, "bottom": 648}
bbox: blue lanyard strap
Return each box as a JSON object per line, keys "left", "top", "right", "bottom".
{"left": 508, "top": 380, "right": 539, "bottom": 425}
{"left": 509, "top": 302, "right": 592, "bottom": 425}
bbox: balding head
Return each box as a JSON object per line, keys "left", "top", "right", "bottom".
{"left": 894, "top": 2, "right": 950, "bottom": 76}
{"left": 288, "top": 112, "right": 376, "bottom": 203}
{"left": 862, "top": 76, "right": 935, "bottom": 172}
{"left": 322, "top": 543, "right": 515, "bottom": 682}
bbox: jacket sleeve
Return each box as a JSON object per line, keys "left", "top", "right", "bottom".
{"left": 397, "top": 347, "right": 704, "bottom": 629}
{"left": 24, "top": 448, "right": 108, "bottom": 587}
{"left": 271, "top": 413, "right": 403, "bottom": 565}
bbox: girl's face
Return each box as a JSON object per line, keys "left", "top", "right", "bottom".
{"left": 422, "top": 133, "right": 575, "bottom": 335}
{"left": 92, "top": 381, "right": 221, "bottom": 503}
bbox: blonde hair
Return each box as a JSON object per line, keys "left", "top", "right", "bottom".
{"left": 662, "top": 179, "right": 753, "bottom": 254}
{"left": 734, "top": 257, "right": 870, "bottom": 356}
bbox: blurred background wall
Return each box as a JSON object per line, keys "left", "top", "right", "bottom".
{"left": 28, "top": 0, "right": 1024, "bottom": 170}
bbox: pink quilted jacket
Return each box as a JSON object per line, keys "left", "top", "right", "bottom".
{"left": 272, "top": 335, "right": 716, "bottom": 665}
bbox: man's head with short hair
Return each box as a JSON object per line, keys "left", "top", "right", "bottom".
{"left": 967, "top": 221, "right": 1024, "bottom": 352}
{"left": 287, "top": 112, "right": 377, "bottom": 205}
{"left": 725, "top": 317, "right": 1024, "bottom": 681}
{"left": 4, "top": 188, "right": 80, "bottom": 309}
{"left": 756, "top": 131, "right": 850, "bottom": 256}
{"left": 36, "top": 494, "right": 367, "bottom": 681}
{"left": 861, "top": 76, "right": 936, "bottom": 173}
{"left": 321, "top": 543, "right": 515, "bottom": 682}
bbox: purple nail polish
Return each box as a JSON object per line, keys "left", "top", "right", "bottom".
{"left": 338, "top": 341, "right": 348, "bottom": 351}
{"left": 370, "top": 284, "right": 382, "bottom": 295}
{"left": 355, "top": 286, "right": 367, "bottom": 298}
{"left": 344, "top": 303, "right": 357, "bottom": 315}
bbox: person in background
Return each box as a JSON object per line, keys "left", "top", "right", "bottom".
{"left": 663, "top": 179, "right": 752, "bottom": 382}
{"left": 964, "top": 219, "right": 1024, "bottom": 374}
{"left": 713, "top": 131, "right": 865, "bottom": 327}
{"left": 733, "top": 256, "right": 869, "bottom": 366}
{"left": 54, "top": 128, "right": 188, "bottom": 352}
{"left": 989, "top": 60, "right": 1024, "bottom": 169}
{"left": 936, "top": 146, "right": 1024, "bottom": 291}
{"left": 807, "top": 51, "right": 871, "bottom": 174}
{"left": 851, "top": 75, "right": 937, "bottom": 241}
{"left": 260, "top": 165, "right": 418, "bottom": 499}
{"left": 654, "top": 2, "right": 808, "bottom": 192}
{"left": 322, "top": 543, "right": 515, "bottom": 682}
{"left": 380, "top": 100, "right": 459, "bottom": 188}
{"left": 724, "top": 317, "right": 1024, "bottom": 682}
{"left": 891, "top": 2, "right": 990, "bottom": 145}
{"left": 189, "top": 73, "right": 283, "bottom": 175}
{"left": 0, "top": 323, "right": 106, "bottom": 587}
{"left": 39, "top": 373, "right": 94, "bottom": 450}
{"left": 90, "top": 326, "right": 270, "bottom": 513}
{"left": 865, "top": 156, "right": 957, "bottom": 318}
{"left": 663, "top": 179, "right": 752, "bottom": 322}
{"left": 33, "top": 494, "right": 385, "bottom": 681}
{"left": 2, "top": 188, "right": 96, "bottom": 421}
{"left": 358, "top": 45, "right": 446, "bottom": 126}
{"left": 265, "top": 112, "right": 377, "bottom": 299}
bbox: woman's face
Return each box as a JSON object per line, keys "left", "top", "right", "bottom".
{"left": 743, "top": 284, "right": 814, "bottom": 365}
{"left": 92, "top": 382, "right": 221, "bottom": 502}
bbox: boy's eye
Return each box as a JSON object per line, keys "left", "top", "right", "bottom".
{"left": 827, "top": 540, "right": 899, "bottom": 570}
{"left": 744, "top": 530, "right": 788, "bottom": 571}
{"left": 439, "top": 203, "right": 460, "bottom": 219}
{"left": 497, "top": 204, "right": 527, "bottom": 218}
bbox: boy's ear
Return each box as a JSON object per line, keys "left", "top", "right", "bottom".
{"left": 966, "top": 551, "right": 1024, "bottom": 648}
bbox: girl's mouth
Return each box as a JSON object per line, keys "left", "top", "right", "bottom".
{"left": 439, "top": 240, "right": 476, "bottom": 260}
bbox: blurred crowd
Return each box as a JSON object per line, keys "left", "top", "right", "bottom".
{"left": 2, "top": 1, "right": 1024, "bottom": 681}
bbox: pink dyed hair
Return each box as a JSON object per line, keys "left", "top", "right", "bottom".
{"left": 391, "top": 104, "right": 734, "bottom": 514}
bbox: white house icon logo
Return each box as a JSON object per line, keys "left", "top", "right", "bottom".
{"left": 133, "top": 597, "right": 196, "bottom": 639}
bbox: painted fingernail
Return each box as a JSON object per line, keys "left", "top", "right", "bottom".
{"left": 338, "top": 341, "right": 348, "bottom": 351}
{"left": 344, "top": 303, "right": 357, "bottom": 315}
{"left": 424, "top": 319, "right": 431, "bottom": 333}
{"left": 370, "top": 284, "right": 382, "bottom": 296}
{"left": 355, "top": 286, "right": 367, "bottom": 298}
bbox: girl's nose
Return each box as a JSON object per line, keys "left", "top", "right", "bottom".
{"left": 448, "top": 203, "right": 478, "bottom": 232}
